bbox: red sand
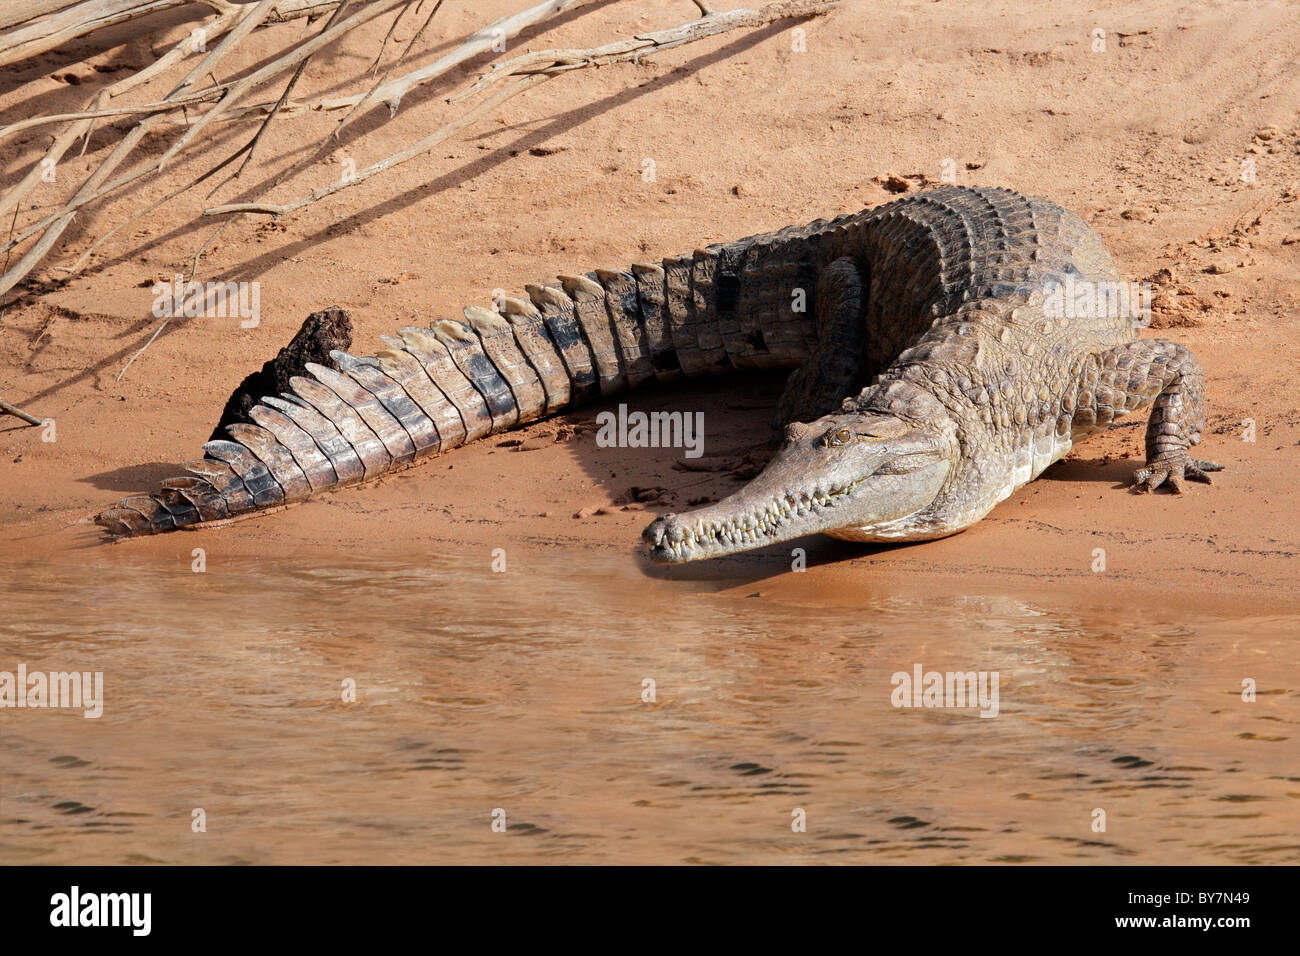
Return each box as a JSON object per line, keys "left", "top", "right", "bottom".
{"left": 2, "top": 0, "right": 1298, "bottom": 602}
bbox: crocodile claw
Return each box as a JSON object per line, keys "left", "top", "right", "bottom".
{"left": 1133, "top": 457, "right": 1223, "bottom": 493}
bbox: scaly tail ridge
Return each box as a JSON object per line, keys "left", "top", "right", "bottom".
{"left": 95, "top": 217, "right": 829, "bottom": 536}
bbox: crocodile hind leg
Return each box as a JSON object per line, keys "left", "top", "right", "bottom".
{"left": 1073, "top": 338, "right": 1223, "bottom": 493}
{"left": 775, "top": 256, "right": 868, "bottom": 427}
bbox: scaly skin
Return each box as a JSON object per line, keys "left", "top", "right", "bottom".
{"left": 95, "top": 186, "right": 1219, "bottom": 563}
{"left": 643, "top": 186, "right": 1222, "bottom": 562}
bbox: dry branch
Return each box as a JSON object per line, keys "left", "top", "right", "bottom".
{"left": 62, "top": 0, "right": 357, "bottom": 279}
{"left": 0, "top": 2, "right": 85, "bottom": 33}
{"left": 0, "top": 0, "right": 412, "bottom": 297}
{"left": 1, "top": 0, "right": 203, "bottom": 69}
{"left": 207, "top": 1, "right": 837, "bottom": 219}
{"left": 0, "top": 396, "right": 44, "bottom": 426}
{"left": 0, "top": 0, "right": 291, "bottom": 299}
{"left": 0, "top": 2, "right": 241, "bottom": 224}
{"left": 0, "top": 0, "right": 839, "bottom": 381}
{"left": 0, "top": 0, "right": 340, "bottom": 68}
{"left": 335, "top": 0, "right": 441, "bottom": 132}
{"left": 61, "top": 0, "right": 429, "bottom": 276}
{"left": 0, "top": 0, "right": 603, "bottom": 141}
{"left": 0, "top": 0, "right": 593, "bottom": 289}
{"left": 206, "top": 72, "right": 547, "bottom": 217}
{"left": 324, "top": 0, "right": 601, "bottom": 119}
{"left": 152, "top": 0, "right": 407, "bottom": 171}
{"left": 452, "top": 0, "right": 838, "bottom": 103}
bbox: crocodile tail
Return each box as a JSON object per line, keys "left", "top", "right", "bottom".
{"left": 94, "top": 224, "right": 834, "bottom": 537}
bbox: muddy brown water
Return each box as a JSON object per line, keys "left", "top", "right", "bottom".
{"left": 1, "top": 546, "right": 1297, "bottom": 865}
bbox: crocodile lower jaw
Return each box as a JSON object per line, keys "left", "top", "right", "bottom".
{"left": 647, "top": 478, "right": 869, "bottom": 562}
{"left": 823, "top": 518, "right": 952, "bottom": 543}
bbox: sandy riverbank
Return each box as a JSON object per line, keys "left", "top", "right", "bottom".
{"left": 2, "top": 0, "right": 1298, "bottom": 600}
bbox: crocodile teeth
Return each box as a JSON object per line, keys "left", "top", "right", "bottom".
{"left": 655, "top": 477, "right": 869, "bottom": 558}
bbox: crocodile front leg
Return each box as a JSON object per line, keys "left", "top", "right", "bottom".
{"left": 1073, "top": 339, "right": 1223, "bottom": 493}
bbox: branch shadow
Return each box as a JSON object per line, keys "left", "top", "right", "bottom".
{"left": 7, "top": 0, "right": 620, "bottom": 261}
{"left": 22, "top": 20, "right": 795, "bottom": 409}
{"left": 96, "top": 11, "right": 769, "bottom": 279}
{"left": 0, "top": 6, "right": 209, "bottom": 109}
{"left": 3, "top": 0, "right": 621, "bottom": 260}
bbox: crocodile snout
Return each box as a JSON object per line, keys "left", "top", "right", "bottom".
{"left": 642, "top": 513, "right": 687, "bottom": 563}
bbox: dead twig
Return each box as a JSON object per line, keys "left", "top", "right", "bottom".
{"left": 0, "top": 202, "right": 17, "bottom": 323}
{"left": 115, "top": 219, "right": 230, "bottom": 381}
{"left": 0, "top": 0, "right": 409, "bottom": 297}
{"left": 0, "top": 0, "right": 597, "bottom": 293}
{"left": 336, "top": 0, "right": 443, "bottom": 134}
{"left": 0, "top": 3, "right": 245, "bottom": 224}
{"left": 0, "top": 0, "right": 339, "bottom": 68}
{"left": 310, "top": 0, "right": 602, "bottom": 122}
{"left": 211, "top": 0, "right": 356, "bottom": 192}
{"left": 1, "top": 0, "right": 837, "bottom": 383}
{"left": 368, "top": 0, "right": 415, "bottom": 72}
{"left": 0, "top": 0, "right": 597, "bottom": 144}
{"left": 207, "top": 73, "right": 549, "bottom": 217}
{"left": 0, "top": 0, "right": 281, "bottom": 299}
{"left": 0, "top": 397, "right": 43, "bottom": 426}
{"left": 112, "top": 1, "right": 360, "bottom": 376}
{"left": 206, "top": 1, "right": 837, "bottom": 218}
{"left": 61, "top": 0, "right": 431, "bottom": 276}
{"left": 0, "top": 3, "right": 90, "bottom": 34}
{"left": 452, "top": 0, "right": 837, "bottom": 103}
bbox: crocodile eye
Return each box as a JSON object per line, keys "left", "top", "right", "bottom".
{"left": 826, "top": 427, "right": 853, "bottom": 447}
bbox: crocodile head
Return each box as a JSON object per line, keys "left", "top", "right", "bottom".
{"left": 643, "top": 402, "right": 958, "bottom": 564}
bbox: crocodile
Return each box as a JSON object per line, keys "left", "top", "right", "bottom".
{"left": 95, "top": 185, "right": 1220, "bottom": 562}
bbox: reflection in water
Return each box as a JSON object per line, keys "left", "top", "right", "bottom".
{"left": 1, "top": 553, "right": 1296, "bottom": 864}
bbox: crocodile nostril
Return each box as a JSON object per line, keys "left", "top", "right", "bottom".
{"left": 642, "top": 515, "right": 676, "bottom": 546}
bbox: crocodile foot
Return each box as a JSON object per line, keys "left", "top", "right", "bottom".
{"left": 1133, "top": 454, "right": 1223, "bottom": 493}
